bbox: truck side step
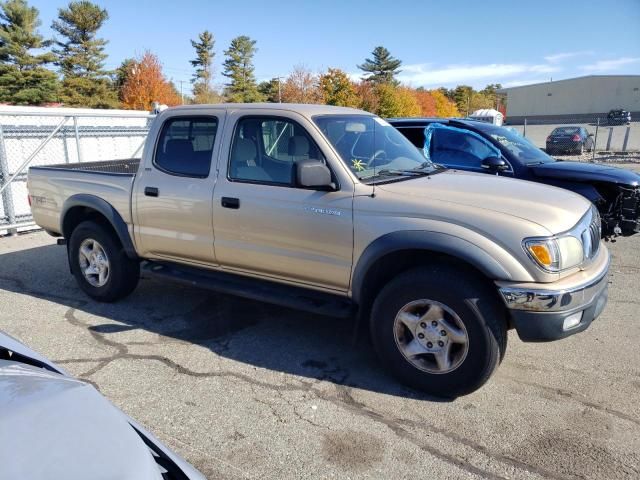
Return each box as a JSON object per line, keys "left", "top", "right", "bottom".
{"left": 142, "top": 261, "right": 355, "bottom": 319}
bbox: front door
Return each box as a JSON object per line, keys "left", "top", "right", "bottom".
{"left": 211, "top": 112, "right": 354, "bottom": 292}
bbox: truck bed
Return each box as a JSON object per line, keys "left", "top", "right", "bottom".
{"left": 28, "top": 159, "right": 139, "bottom": 235}
{"left": 32, "top": 158, "right": 140, "bottom": 176}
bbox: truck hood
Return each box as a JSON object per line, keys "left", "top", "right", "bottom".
{"left": 531, "top": 161, "right": 640, "bottom": 187}
{"left": 377, "top": 170, "right": 590, "bottom": 234}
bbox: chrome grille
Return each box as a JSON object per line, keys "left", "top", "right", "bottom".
{"left": 581, "top": 208, "right": 601, "bottom": 260}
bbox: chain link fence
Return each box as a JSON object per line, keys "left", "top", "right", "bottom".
{"left": 505, "top": 115, "right": 638, "bottom": 161}
{"left": 0, "top": 109, "right": 154, "bottom": 234}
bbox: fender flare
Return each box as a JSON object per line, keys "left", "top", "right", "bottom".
{"left": 61, "top": 194, "right": 138, "bottom": 259}
{"left": 351, "top": 230, "right": 512, "bottom": 304}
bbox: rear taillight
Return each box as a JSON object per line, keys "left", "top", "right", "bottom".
{"left": 572, "top": 134, "right": 581, "bottom": 141}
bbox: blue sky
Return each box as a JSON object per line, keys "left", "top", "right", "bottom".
{"left": 29, "top": 0, "right": 640, "bottom": 92}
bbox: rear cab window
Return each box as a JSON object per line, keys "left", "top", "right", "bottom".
{"left": 155, "top": 117, "right": 218, "bottom": 177}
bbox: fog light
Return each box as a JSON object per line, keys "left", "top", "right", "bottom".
{"left": 562, "top": 312, "right": 583, "bottom": 331}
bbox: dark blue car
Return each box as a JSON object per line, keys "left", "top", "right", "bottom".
{"left": 389, "top": 118, "right": 640, "bottom": 236}
{"left": 546, "top": 126, "right": 594, "bottom": 155}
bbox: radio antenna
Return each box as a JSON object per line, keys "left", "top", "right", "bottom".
{"left": 371, "top": 117, "right": 377, "bottom": 198}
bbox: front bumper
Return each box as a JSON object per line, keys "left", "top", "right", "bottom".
{"left": 496, "top": 250, "right": 610, "bottom": 342}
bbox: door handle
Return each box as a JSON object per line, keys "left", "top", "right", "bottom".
{"left": 221, "top": 197, "right": 240, "bottom": 209}
{"left": 144, "top": 187, "right": 159, "bottom": 197}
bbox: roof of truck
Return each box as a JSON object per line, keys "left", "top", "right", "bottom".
{"left": 164, "top": 103, "right": 367, "bottom": 116}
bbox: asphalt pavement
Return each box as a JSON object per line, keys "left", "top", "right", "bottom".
{"left": 510, "top": 121, "right": 640, "bottom": 152}
{"left": 1, "top": 227, "right": 639, "bottom": 479}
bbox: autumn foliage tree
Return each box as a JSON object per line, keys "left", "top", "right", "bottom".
{"left": 281, "top": 65, "right": 322, "bottom": 104}
{"left": 374, "top": 83, "right": 420, "bottom": 118}
{"left": 120, "top": 51, "right": 180, "bottom": 110}
{"left": 413, "top": 89, "right": 437, "bottom": 117}
{"left": 431, "top": 89, "right": 460, "bottom": 117}
{"left": 319, "top": 68, "right": 359, "bottom": 107}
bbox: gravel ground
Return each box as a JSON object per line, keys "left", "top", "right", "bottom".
{"left": 1, "top": 231, "right": 639, "bottom": 480}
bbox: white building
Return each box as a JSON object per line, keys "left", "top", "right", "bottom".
{"left": 498, "top": 75, "right": 640, "bottom": 123}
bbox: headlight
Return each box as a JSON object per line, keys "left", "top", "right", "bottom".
{"left": 524, "top": 235, "right": 584, "bottom": 272}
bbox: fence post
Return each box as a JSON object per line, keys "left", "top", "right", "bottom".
{"left": 73, "top": 115, "right": 82, "bottom": 162}
{"left": 622, "top": 126, "right": 630, "bottom": 152}
{"left": 592, "top": 118, "right": 599, "bottom": 162}
{"left": 0, "top": 124, "right": 17, "bottom": 236}
{"left": 606, "top": 128, "right": 613, "bottom": 151}
{"left": 523, "top": 118, "right": 527, "bottom": 137}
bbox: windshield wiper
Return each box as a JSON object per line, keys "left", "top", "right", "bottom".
{"left": 412, "top": 161, "right": 445, "bottom": 171}
{"left": 374, "top": 169, "right": 432, "bottom": 178}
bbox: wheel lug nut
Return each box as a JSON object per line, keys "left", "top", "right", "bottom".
{"left": 431, "top": 321, "right": 437, "bottom": 326}
{"left": 420, "top": 322, "right": 426, "bottom": 328}
{"left": 427, "top": 342, "right": 433, "bottom": 348}
{"left": 417, "top": 333, "right": 425, "bottom": 339}
{"left": 440, "top": 330, "right": 446, "bottom": 336}
{"left": 438, "top": 341, "right": 444, "bottom": 347}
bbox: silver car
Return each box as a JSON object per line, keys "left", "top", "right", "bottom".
{"left": 0, "top": 330, "right": 205, "bottom": 480}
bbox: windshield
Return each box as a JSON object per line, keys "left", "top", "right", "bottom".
{"left": 313, "top": 115, "right": 440, "bottom": 182}
{"left": 474, "top": 123, "right": 556, "bottom": 165}
{"left": 551, "top": 127, "right": 580, "bottom": 135}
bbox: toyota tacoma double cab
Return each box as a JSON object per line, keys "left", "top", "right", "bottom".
{"left": 27, "top": 104, "right": 610, "bottom": 397}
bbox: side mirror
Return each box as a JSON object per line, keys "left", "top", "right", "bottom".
{"left": 296, "top": 159, "right": 334, "bottom": 189}
{"left": 481, "top": 156, "right": 509, "bottom": 173}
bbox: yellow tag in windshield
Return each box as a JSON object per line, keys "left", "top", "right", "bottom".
{"left": 351, "top": 159, "right": 365, "bottom": 171}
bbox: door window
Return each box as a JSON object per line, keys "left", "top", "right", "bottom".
{"left": 430, "top": 129, "right": 496, "bottom": 169}
{"left": 229, "top": 117, "right": 325, "bottom": 185}
{"left": 155, "top": 117, "right": 218, "bottom": 177}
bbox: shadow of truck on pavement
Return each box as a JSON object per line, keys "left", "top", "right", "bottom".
{"left": 0, "top": 241, "right": 449, "bottom": 402}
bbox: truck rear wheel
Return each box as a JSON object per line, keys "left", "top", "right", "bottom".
{"left": 370, "top": 266, "right": 507, "bottom": 398}
{"left": 69, "top": 220, "right": 140, "bottom": 302}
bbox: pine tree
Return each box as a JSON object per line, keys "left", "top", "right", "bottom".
{"left": 0, "top": 0, "right": 59, "bottom": 105}
{"left": 257, "top": 78, "right": 281, "bottom": 102}
{"left": 114, "top": 57, "right": 134, "bottom": 101}
{"left": 222, "top": 35, "right": 262, "bottom": 103}
{"left": 52, "top": 1, "right": 117, "bottom": 108}
{"left": 190, "top": 30, "right": 218, "bottom": 103}
{"left": 357, "top": 46, "right": 402, "bottom": 85}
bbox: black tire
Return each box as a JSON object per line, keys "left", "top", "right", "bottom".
{"left": 69, "top": 220, "right": 140, "bottom": 302}
{"left": 370, "top": 265, "right": 507, "bottom": 398}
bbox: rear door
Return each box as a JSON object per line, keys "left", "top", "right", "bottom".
{"left": 133, "top": 112, "right": 225, "bottom": 265}
{"left": 211, "top": 110, "right": 354, "bottom": 292}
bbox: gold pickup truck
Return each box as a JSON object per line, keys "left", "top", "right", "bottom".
{"left": 27, "top": 104, "right": 610, "bottom": 397}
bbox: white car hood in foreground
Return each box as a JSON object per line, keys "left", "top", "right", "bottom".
{"left": 0, "top": 361, "right": 163, "bottom": 480}
{"left": 0, "top": 330, "right": 205, "bottom": 480}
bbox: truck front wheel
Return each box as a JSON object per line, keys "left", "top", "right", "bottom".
{"left": 69, "top": 220, "right": 140, "bottom": 302}
{"left": 370, "top": 266, "right": 507, "bottom": 397}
